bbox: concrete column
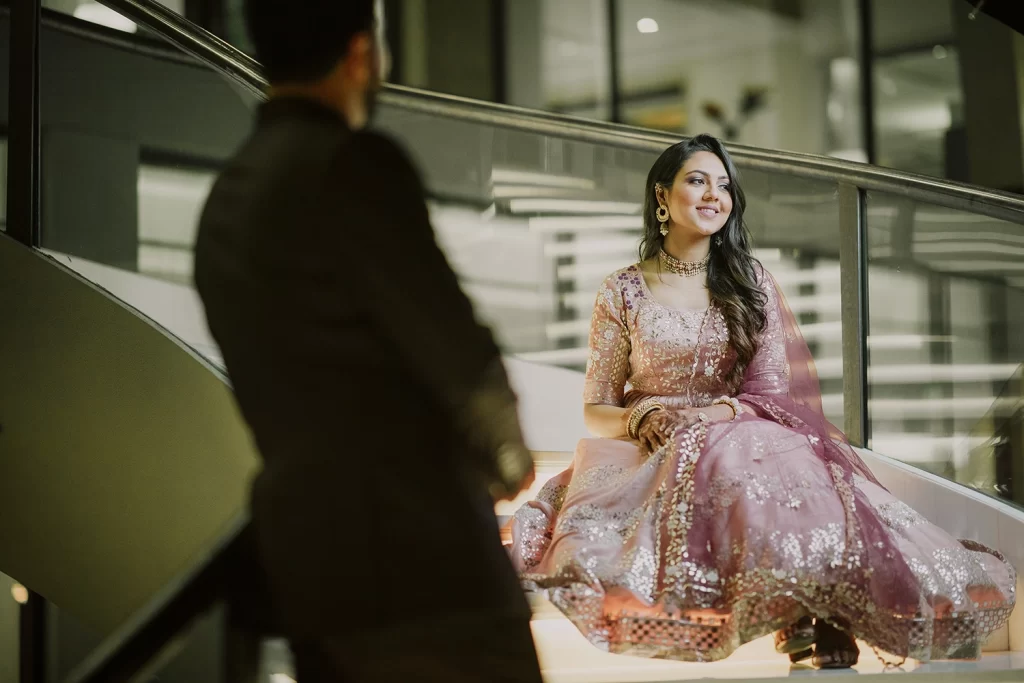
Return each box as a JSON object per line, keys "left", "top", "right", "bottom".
{"left": 505, "top": 0, "right": 543, "bottom": 110}
{"left": 424, "top": 0, "right": 496, "bottom": 101}
{"left": 400, "top": 0, "right": 429, "bottom": 88}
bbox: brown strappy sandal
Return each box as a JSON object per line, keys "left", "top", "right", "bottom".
{"left": 774, "top": 616, "right": 815, "bottom": 658}
{"left": 812, "top": 619, "right": 859, "bottom": 669}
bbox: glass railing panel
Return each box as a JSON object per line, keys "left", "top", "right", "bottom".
{"left": 376, "top": 102, "right": 847, "bottom": 425}
{"left": 866, "top": 191, "right": 1024, "bottom": 505}
{"left": 2, "top": 4, "right": 11, "bottom": 235}
{"left": 1, "top": 7, "right": 16, "bottom": 677}
{"left": 38, "top": 5, "right": 259, "bottom": 366}
{"left": 962, "top": 365, "right": 1023, "bottom": 506}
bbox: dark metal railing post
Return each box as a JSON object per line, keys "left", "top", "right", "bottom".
{"left": 12, "top": 1, "right": 48, "bottom": 678}
{"left": 222, "top": 605, "right": 261, "bottom": 683}
{"left": 857, "top": 0, "right": 877, "bottom": 165}
{"left": 839, "top": 183, "right": 870, "bottom": 447}
{"left": 19, "top": 592, "right": 48, "bottom": 683}
{"left": 490, "top": 0, "right": 508, "bottom": 104}
{"left": 606, "top": 0, "right": 621, "bottom": 123}
{"left": 8, "top": 0, "right": 43, "bottom": 248}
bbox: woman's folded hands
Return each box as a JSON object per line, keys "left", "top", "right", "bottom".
{"left": 636, "top": 407, "right": 707, "bottom": 455}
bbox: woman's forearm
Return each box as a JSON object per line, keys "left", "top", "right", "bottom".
{"left": 706, "top": 404, "right": 738, "bottom": 421}
{"left": 584, "top": 403, "right": 630, "bottom": 438}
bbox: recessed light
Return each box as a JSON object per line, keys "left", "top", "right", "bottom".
{"left": 637, "top": 17, "right": 659, "bottom": 34}
{"left": 932, "top": 44, "right": 947, "bottom": 59}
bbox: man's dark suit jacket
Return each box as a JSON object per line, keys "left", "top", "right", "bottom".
{"left": 194, "top": 98, "right": 530, "bottom": 638}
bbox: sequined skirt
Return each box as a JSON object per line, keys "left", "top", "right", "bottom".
{"left": 509, "top": 415, "right": 1016, "bottom": 662}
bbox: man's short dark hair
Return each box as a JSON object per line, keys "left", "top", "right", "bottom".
{"left": 244, "top": 0, "right": 376, "bottom": 83}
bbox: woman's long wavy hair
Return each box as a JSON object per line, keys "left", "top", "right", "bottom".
{"left": 639, "top": 134, "right": 767, "bottom": 386}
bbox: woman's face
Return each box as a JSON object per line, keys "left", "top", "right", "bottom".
{"left": 657, "top": 151, "right": 733, "bottom": 239}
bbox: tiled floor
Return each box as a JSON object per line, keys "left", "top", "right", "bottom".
{"left": 530, "top": 597, "right": 1024, "bottom": 682}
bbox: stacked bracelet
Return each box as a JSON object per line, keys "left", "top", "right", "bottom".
{"left": 712, "top": 396, "right": 742, "bottom": 421}
{"left": 627, "top": 397, "right": 665, "bottom": 439}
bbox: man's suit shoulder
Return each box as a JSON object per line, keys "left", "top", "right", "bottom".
{"left": 335, "top": 130, "right": 420, "bottom": 183}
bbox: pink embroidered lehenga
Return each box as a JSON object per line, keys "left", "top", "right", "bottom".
{"left": 510, "top": 264, "right": 1016, "bottom": 662}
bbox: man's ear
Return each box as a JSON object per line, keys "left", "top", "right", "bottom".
{"left": 342, "top": 32, "right": 375, "bottom": 85}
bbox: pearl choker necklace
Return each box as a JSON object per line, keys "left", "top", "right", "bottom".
{"left": 659, "top": 249, "right": 709, "bottom": 277}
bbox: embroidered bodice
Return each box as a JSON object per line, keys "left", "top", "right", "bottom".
{"left": 583, "top": 264, "right": 785, "bottom": 408}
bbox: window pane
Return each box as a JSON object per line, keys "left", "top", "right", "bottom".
{"left": 613, "top": 0, "right": 865, "bottom": 160}
{"left": 540, "top": 0, "right": 613, "bottom": 120}
{"left": 871, "top": 0, "right": 959, "bottom": 178}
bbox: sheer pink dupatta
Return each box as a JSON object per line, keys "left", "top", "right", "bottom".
{"left": 736, "top": 269, "right": 877, "bottom": 483}
{"left": 731, "top": 269, "right": 924, "bottom": 647}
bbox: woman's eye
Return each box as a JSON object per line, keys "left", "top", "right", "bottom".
{"left": 690, "top": 178, "right": 704, "bottom": 185}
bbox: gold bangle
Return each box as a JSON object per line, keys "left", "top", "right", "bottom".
{"left": 627, "top": 398, "right": 664, "bottom": 439}
{"left": 627, "top": 405, "right": 658, "bottom": 439}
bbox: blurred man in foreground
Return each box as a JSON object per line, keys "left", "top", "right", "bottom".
{"left": 195, "top": 2, "right": 540, "bottom": 680}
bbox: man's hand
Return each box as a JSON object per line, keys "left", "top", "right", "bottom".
{"left": 487, "top": 444, "right": 536, "bottom": 501}
{"left": 488, "top": 442, "right": 536, "bottom": 501}
{"left": 491, "top": 465, "right": 536, "bottom": 502}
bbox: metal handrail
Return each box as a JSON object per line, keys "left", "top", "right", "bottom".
{"left": 93, "top": 0, "right": 1024, "bottom": 224}
{"left": 93, "top": 0, "right": 265, "bottom": 99}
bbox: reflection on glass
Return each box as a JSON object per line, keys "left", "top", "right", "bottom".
{"left": 873, "top": 47, "right": 960, "bottom": 178}
{"left": 964, "top": 368, "right": 1023, "bottom": 503}
{"left": 612, "top": 0, "right": 863, "bottom": 160}
{"left": 869, "top": 0, "right": 963, "bottom": 178}
{"left": 867, "top": 191, "right": 1024, "bottom": 508}
{"left": 38, "top": 3, "right": 257, "bottom": 366}
{"left": 137, "top": 164, "right": 216, "bottom": 286}
{"left": 41, "top": 0, "right": 185, "bottom": 33}
{"left": 540, "top": 0, "right": 613, "bottom": 120}
{"left": 376, "top": 103, "right": 846, "bottom": 424}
